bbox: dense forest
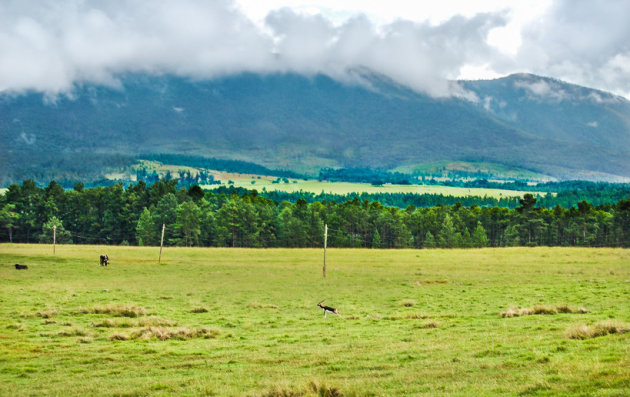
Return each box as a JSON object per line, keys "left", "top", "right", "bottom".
{"left": 1, "top": 180, "right": 629, "bottom": 248}
{"left": 214, "top": 184, "right": 630, "bottom": 210}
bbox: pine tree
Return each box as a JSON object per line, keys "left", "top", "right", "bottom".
{"left": 136, "top": 208, "right": 157, "bottom": 246}
{"left": 504, "top": 225, "right": 521, "bottom": 246}
{"left": 438, "top": 214, "right": 456, "bottom": 248}
{"left": 39, "top": 216, "right": 72, "bottom": 244}
{"left": 174, "top": 201, "right": 201, "bottom": 246}
{"left": 472, "top": 221, "right": 489, "bottom": 247}
{"left": 423, "top": 231, "right": 436, "bottom": 248}
{"left": 372, "top": 228, "right": 381, "bottom": 248}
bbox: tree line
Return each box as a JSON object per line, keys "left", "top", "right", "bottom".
{"left": 1, "top": 180, "right": 629, "bottom": 248}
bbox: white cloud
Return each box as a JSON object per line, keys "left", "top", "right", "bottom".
{"left": 0, "top": 0, "right": 628, "bottom": 99}
{"left": 509, "top": 0, "right": 630, "bottom": 98}
{"left": 0, "top": 0, "right": 506, "bottom": 97}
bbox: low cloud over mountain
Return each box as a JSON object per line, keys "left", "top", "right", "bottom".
{"left": 1, "top": 0, "right": 629, "bottom": 98}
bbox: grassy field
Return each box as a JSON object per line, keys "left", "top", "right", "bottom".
{"left": 0, "top": 245, "right": 628, "bottom": 396}
{"left": 118, "top": 160, "right": 542, "bottom": 198}
{"left": 392, "top": 161, "right": 553, "bottom": 182}
{"left": 204, "top": 172, "right": 539, "bottom": 198}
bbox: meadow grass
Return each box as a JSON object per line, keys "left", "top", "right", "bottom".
{"left": 203, "top": 173, "right": 538, "bottom": 198}
{"left": 0, "top": 244, "right": 628, "bottom": 396}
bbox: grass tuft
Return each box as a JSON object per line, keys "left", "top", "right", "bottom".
{"left": 405, "top": 312, "right": 429, "bottom": 319}
{"left": 259, "top": 387, "right": 302, "bottom": 397}
{"left": 248, "top": 302, "right": 279, "bottom": 309}
{"left": 566, "top": 321, "right": 629, "bottom": 339}
{"left": 138, "top": 316, "right": 177, "bottom": 327}
{"left": 502, "top": 304, "right": 590, "bottom": 318}
{"left": 79, "top": 304, "right": 146, "bottom": 317}
{"left": 109, "top": 332, "right": 130, "bottom": 341}
{"left": 307, "top": 380, "right": 345, "bottom": 397}
{"left": 6, "top": 323, "right": 26, "bottom": 331}
{"left": 421, "top": 321, "right": 440, "bottom": 328}
{"left": 58, "top": 328, "right": 87, "bottom": 337}
{"left": 415, "top": 279, "right": 448, "bottom": 285}
{"left": 130, "top": 326, "right": 220, "bottom": 341}
{"left": 92, "top": 316, "right": 176, "bottom": 328}
{"left": 532, "top": 305, "right": 557, "bottom": 315}
{"left": 399, "top": 299, "right": 416, "bottom": 307}
{"left": 190, "top": 307, "right": 209, "bottom": 313}
{"left": 37, "top": 309, "right": 58, "bottom": 318}
{"left": 556, "top": 304, "right": 572, "bottom": 313}
{"left": 260, "top": 380, "right": 345, "bottom": 397}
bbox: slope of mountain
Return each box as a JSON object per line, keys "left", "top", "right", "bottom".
{"left": 462, "top": 73, "right": 630, "bottom": 150}
{"left": 1, "top": 72, "right": 629, "bottom": 184}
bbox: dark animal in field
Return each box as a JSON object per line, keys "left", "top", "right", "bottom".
{"left": 317, "top": 299, "right": 340, "bottom": 318}
{"left": 15, "top": 264, "right": 28, "bottom": 270}
{"left": 99, "top": 254, "right": 109, "bottom": 266}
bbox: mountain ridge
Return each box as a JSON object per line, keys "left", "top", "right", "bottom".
{"left": 1, "top": 72, "right": 629, "bottom": 184}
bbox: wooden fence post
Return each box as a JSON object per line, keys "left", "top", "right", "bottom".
{"left": 159, "top": 224, "right": 165, "bottom": 263}
{"left": 323, "top": 224, "right": 327, "bottom": 278}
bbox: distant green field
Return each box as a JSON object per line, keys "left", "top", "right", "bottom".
{"left": 126, "top": 161, "right": 543, "bottom": 198}
{"left": 207, "top": 172, "right": 539, "bottom": 198}
{"left": 393, "top": 161, "right": 553, "bottom": 182}
{"left": 1, "top": 245, "right": 628, "bottom": 396}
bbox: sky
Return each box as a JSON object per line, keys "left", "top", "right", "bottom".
{"left": 1, "top": 0, "right": 629, "bottom": 98}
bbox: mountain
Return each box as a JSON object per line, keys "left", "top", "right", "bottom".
{"left": 1, "top": 72, "right": 629, "bottom": 184}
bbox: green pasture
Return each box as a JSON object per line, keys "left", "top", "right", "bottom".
{"left": 205, "top": 176, "right": 538, "bottom": 198}
{"left": 392, "top": 161, "right": 553, "bottom": 182}
{"left": 127, "top": 160, "right": 541, "bottom": 197}
{"left": 0, "top": 245, "right": 628, "bottom": 396}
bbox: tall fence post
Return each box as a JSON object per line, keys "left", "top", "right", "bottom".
{"left": 323, "top": 224, "right": 328, "bottom": 278}
{"left": 53, "top": 225, "right": 56, "bottom": 255}
{"left": 159, "top": 224, "right": 165, "bottom": 263}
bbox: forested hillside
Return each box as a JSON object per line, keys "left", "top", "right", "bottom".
{"left": 2, "top": 72, "right": 630, "bottom": 185}
{"left": 2, "top": 180, "right": 629, "bottom": 248}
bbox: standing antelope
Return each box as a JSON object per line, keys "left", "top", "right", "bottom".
{"left": 317, "top": 299, "right": 340, "bottom": 318}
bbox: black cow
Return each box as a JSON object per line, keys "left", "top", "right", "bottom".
{"left": 99, "top": 254, "right": 109, "bottom": 266}
{"left": 15, "top": 264, "right": 28, "bottom": 270}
